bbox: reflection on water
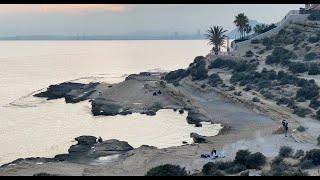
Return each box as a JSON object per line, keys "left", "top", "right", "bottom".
{"left": 0, "top": 97, "right": 221, "bottom": 166}
{"left": 0, "top": 40, "right": 213, "bottom": 165}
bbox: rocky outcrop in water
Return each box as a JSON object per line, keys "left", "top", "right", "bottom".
{"left": 54, "top": 136, "right": 134, "bottom": 163}
{"left": 34, "top": 82, "right": 99, "bottom": 103}
{"left": 34, "top": 82, "right": 85, "bottom": 100}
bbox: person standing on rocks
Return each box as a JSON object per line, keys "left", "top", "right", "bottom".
{"left": 282, "top": 120, "right": 287, "bottom": 130}
{"left": 284, "top": 121, "right": 289, "bottom": 137}
{"left": 98, "top": 136, "right": 103, "bottom": 143}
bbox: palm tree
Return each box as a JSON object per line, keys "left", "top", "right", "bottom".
{"left": 234, "top": 13, "right": 249, "bottom": 39}
{"left": 206, "top": 26, "right": 227, "bottom": 53}
{"left": 244, "top": 24, "right": 252, "bottom": 37}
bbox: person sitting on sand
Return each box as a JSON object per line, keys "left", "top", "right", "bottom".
{"left": 211, "top": 148, "right": 217, "bottom": 157}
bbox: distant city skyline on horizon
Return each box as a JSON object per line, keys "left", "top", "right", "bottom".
{"left": 0, "top": 4, "right": 303, "bottom": 37}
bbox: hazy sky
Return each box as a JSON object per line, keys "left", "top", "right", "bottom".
{"left": 0, "top": 4, "right": 303, "bottom": 36}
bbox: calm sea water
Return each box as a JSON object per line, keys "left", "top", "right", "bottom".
{"left": 0, "top": 40, "right": 222, "bottom": 165}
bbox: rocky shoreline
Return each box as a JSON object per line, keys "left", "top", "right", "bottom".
{"left": 1, "top": 136, "right": 135, "bottom": 168}
{"left": 3, "top": 59, "right": 317, "bottom": 175}
{"left": 33, "top": 72, "right": 210, "bottom": 127}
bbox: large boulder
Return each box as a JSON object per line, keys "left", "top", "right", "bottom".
{"left": 91, "top": 99, "right": 123, "bottom": 116}
{"left": 68, "top": 136, "right": 97, "bottom": 155}
{"left": 68, "top": 145, "right": 92, "bottom": 154}
{"left": 190, "top": 133, "right": 207, "bottom": 143}
{"left": 88, "top": 139, "right": 134, "bottom": 158}
{"left": 75, "top": 136, "right": 97, "bottom": 146}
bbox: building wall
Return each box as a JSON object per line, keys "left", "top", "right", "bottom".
{"left": 306, "top": 4, "right": 320, "bottom": 10}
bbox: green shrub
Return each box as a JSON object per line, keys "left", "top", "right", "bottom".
{"left": 308, "top": 36, "right": 319, "bottom": 43}
{"left": 202, "top": 162, "right": 216, "bottom": 175}
{"left": 214, "top": 161, "right": 235, "bottom": 171}
{"left": 208, "top": 58, "right": 236, "bottom": 69}
{"left": 296, "top": 83, "right": 319, "bottom": 100}
{"left": 269, "top": 162, "right": 290, "bottom": 176}
{"left": 303, "top": 149, "right": 320, "bottom": 166}
{"left": 244, "top": 85, "right": 252, "bottom": 91}
{"left": 206, "top": 170, "right": 225, "bottom": 176}
{"left": 276, "top": 97, "right": 292, "bottom": 106}
{"left": 201, "top": 84, "right": 206, "bottom": 89}
{"left": 245, "top": 50, "right": 254, "bottom": 57}
{"left": 33, "top": 172, "right": 58, "bottom": 176}
{"left": 208, "top": 73, "right": 223, "bottom": 87}
{"left": 260, "top": 91, "right": 275, "bottom": 100}
{"left": 190, "top": 64, "right": 208, "bottom": 81}
{"left": 297, "top": 126, "right": 306, "bottom": 132}
{"left": 262, "top": 37, "right": 274, "bottom": 46}
{"left": 272, "top": 156, "right": 284, "bottom": 166}
{"left": 308, "top": 14, "right": 320, "bottom": 21}
{"left": 266, "top": 45, "right": 273, "bottom": 51}
{"left": 305, "top": 52, "right": 317, "bottom": 60}
{"left": 145, "top": 164, "right": 189, "bottom": 176}
{"left": 165, "top": 69, "right": 189, "bottom": 83}
{"left": 289, "top": 62, "right": 309, "bottom": 74}
{"left": 316, "top": 109, "right": 320, "bottom": 120}
{"left": 251, "top": 39, "right": 261, "bottom": 44}
{"left": 228, "top": 86, "right": 236, "bottom": 91}
{"left": 193, "top": 56, "right": 205, "bottom": 63}
{"left": 252, "top": 97, "right": 260, "bottom": 102}
{"left": 309, "top": 98, "right": 320, "bottom": 110}
{"left": 293, "top": 150, "right": 305, "bottom": 159}
{"left": 293, "top": 107, "right": 312, "bottom": 117}
{"left": 266, "top": 47, "right": 297, "bottom": 65}
{"left": 293, "top": 28, "right": 301, "bottom": 35}
{"left": 202, "top": 162, "right": 226, "bottom": 176}
{"left": 299, "top": 159, "right": 314, "bottom": 169}
{"left": 308, "top": 64, "right": 320, "bottom": 75}
{"left": 279, "top": 146, "right": 294, "bottom": 157}
{"left": 305, "top": 46, "right": 312, "bottom": 51}
{"left": 234, "top": 150, "right": 266, "bottom": 169}
{"left": 225, "top": 164, "right": 247, "bottom": 174}
{"left": 265, "top": 55, "right": 279, "bottom": 64}
{"left": 244, "top": 152, "right": 266, "bottom": 169}
{"left": 234, "top": 149, "right": 251, "bottom": 165}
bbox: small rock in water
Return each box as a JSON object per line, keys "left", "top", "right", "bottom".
{"left": 179, "top": 109, "right": 184, "bottom": 114}
{"left": 173, "top": 109, "right": 177, "bottom": 112}
{"left": 182, "top": 141, "right": 188, "bottom": 144}
{"left": 153, "top": 92, "right": 157, "bottom": 96}
{"left": 108, "top": 85, "right": 113, "bottom": 88}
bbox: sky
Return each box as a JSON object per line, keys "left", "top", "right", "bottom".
{"left": 0, "top": 4, "right": 304, "bottom": 36}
